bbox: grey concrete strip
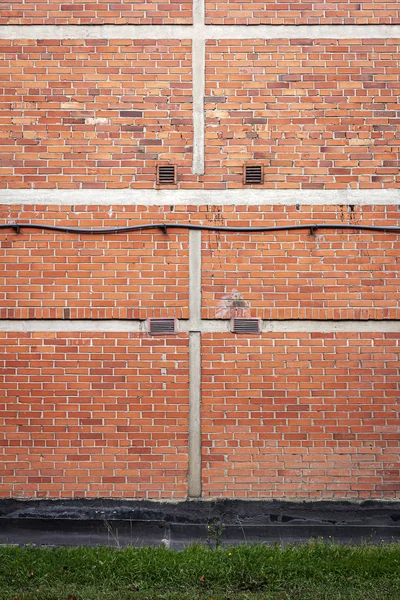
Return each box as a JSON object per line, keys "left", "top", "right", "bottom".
{"left": 188, "top": 331, "right": 202, "bottom": 499}
{"left": 0, "top": 25, "right": 193, "bottom": 39}
{"left": 1, "top": 189, "right": 400, "bottom": 206}
{"left": 2, "top": 24, "right": 400, "bottom": 40}
{"left": 192, "top": 38, "right": 205, "bottom": 175}
{"left": 261, "top": 320, "right": 400, "bottom": 333}
{"left": 205, "top": 24, "right": 400, "bottom": 39}
{"left": 188, "top": 230, "right": 202, "bottom": 330}
{"left": 192, "top": 0, "right": 205, "bottom": 175}
{"left": 199, "top": 320, "right": 400, "bottom": 333}
{"left": 1, "top": 320, "right": 400, "bottom": 333}
{"left": 182, "top": 320, "right": 231, "bottom": 333}
{"left": 0, "top": 320, "right": 146, "bottom": 332}
{"left": 193, "top": 0, "right": 205, "bottom": 27}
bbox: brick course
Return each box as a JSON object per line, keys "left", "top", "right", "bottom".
{"left": 1, "top": 204, "right": 400, "bottom": 321}
{"left": 201, "top": 204, "right": 400, "bottom": 320}
{"left": 205, "top": 1, "right": 400, "bottom": 25}
{"left": 0, "top": 332, "right": 189, "bottom": 499}
{"left": 0, "top": 205, "right": 189, "bottom": 320}
{"left": 205, "top": 39, "right": 400, "bottom": 190}
{"left": 3, "top": 39, "right": 400, "bottom": 189}
{"left": 202, "top": 332, "right": 400, "bottom": 499}
{"left": 0, "top": 1, "right": 192, "bottom": 25}
{"left": 0, "top": 40, "right": 192, "bottom": 190}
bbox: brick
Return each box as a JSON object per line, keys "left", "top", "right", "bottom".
{"left": 0, "top": 40, "right": 192, "bottom": 190}
{"left": 0, "top": 205, "right": 189, "bottom": 320}
{"left": 202, "top": 332, "right": 400, "bottom": 499}
{"left": 204, "top": 39, "right": 400, "bottom": 190}
{"left": 1, "top": 0, "right": 192, "bottom": 24}
{"left": 201, "top": 204, "right": 400, "bottom": 321}
{"left": 0, "top": 332, "right": 189, "bottom": 499}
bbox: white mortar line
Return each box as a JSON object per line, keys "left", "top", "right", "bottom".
{"left": 2, "top": 24, "right": 400, "bottom": 40}
{"left": 188, "top": 331, "right": 202, "bottom": 498}
{"left": 2, "top": 189, "right": 400, "bottom": 206}
{"left": 1, "top": 320, "right": 400, "bottom": 333}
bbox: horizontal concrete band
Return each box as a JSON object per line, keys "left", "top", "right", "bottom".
{"left": 1, "top": 320, "right": 400, "bottom": 333}
{"left": 1, "top": 24, "right": 400, "bottom": 39}
{"left": 2, "top": 189, "right": 400, "bottom": 206}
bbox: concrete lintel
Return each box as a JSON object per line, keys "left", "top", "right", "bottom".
{"left": 1, "top": 189, "right": 400, "bottom": 206}
{"left": 2, "top": 24, "right": 400, "bottom": 40}
{"left": 1, "top": 320, "right": 400, "bottom": 333}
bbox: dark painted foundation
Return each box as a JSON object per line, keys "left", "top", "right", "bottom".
{"left": 1, "top": 499, "right": 400, "bottom": 548}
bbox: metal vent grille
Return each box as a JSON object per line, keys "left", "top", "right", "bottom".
{"left": 244, "top": 164, "right": 263, "bottom": 185}
{"left": 231, "top": 318, "right": 261, "bottom": 334}
{"left": 157, "top": 164, "right": 176, "bottom": 185}
{"left": 148, "top": 318, "right": 177, "bottom": 335}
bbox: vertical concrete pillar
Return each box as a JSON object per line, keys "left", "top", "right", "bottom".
{"left": 188, "top": 229, "right": 202, "bottom": 497}
{"left": 192, "top": 0, "right": 205, "bottom": 175}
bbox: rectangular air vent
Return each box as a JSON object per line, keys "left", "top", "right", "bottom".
{"left": 231, "top": 318, "right": 261, "bottom": 334}
{"left": 157, "top": 164, "right": 177, "bottom": 185}
{"left": 244, "top": 164, "right": 263, "bottom": 185}
{"left": 148, "top": 318, "right": 177, "bottom": 335}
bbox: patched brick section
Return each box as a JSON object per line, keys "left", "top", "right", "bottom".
{"left": 205, "top": 1, "right": 400, "bottom": 24}
{"left": 0, "top": 332, "right": 189, "bottom": 499}
{"left": 0, "top": 40, "right": 192, "bottom": 190}
{"left": 202, "top": 333, "right": 400, "bottom": 499}
{"left": 0, "top": 1, "right": 192, "bottom": 24}
{"left": 0, "top": 205, "right": 189, "bottom": 320}
{"left": 201, "top": 204, "right": 400, "bottom": 321}
{"left": 205, "top": 39, "right": 400, "bottom": 190}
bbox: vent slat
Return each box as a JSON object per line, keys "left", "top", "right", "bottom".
{"left": 231, "top": 318, "right": 261, "bottom": 334}
{"left": 244, "top": 164, "right": 263, "bottom": 185}
{"left": 157, "top": 165, "right": 176, "bottom": 185}
{"left": 148, "top": 318, "right": 177, "bottom": 335}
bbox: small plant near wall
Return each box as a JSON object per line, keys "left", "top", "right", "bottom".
{"left": 206, "top": 519, "right": 225, "bottom": 549}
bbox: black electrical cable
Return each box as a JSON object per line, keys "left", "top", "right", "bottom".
{"left": 1, "top": 222, "right": 400, "bottom": 235}
{"left": 0, "top": 222, "right": 400, "bottom": 236}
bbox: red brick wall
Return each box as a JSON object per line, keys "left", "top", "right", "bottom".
{"left": 205, "top": 39, "right": 400, "bottom": 190}
{"left": 2, "top": 204, "right": 399, "bottom": 322}
{"left": 1, "top": 8, "right": 399, "bottom": 503}
{"left": 3, "top": 38, "right": 400, "bottom": 190}
{"left": 0, "top": 40, "right": 192, "bottom": 190}
{"left": 0, "top": 332, "right": 189, "bottom": 499}
{"left": 0, "top": 206, "right": 189, "bottom": 320}
{"left": 1, "top": 0, "right": 192, "bottom": 24}
{"left": 205, "top": 1, "right": 400, "bottom": 25}
{"left": 201, "top": 204, "right": 400, "bottom": 320}
{"left": 1, "top": 205, "right": 400, "bottom": 499}
{"left": 202, "top": 332, "right": 400, "bottom": 499}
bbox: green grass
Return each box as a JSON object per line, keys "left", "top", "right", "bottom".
{"left": 1, "top": 542, "right": 400, "bottom": 600}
